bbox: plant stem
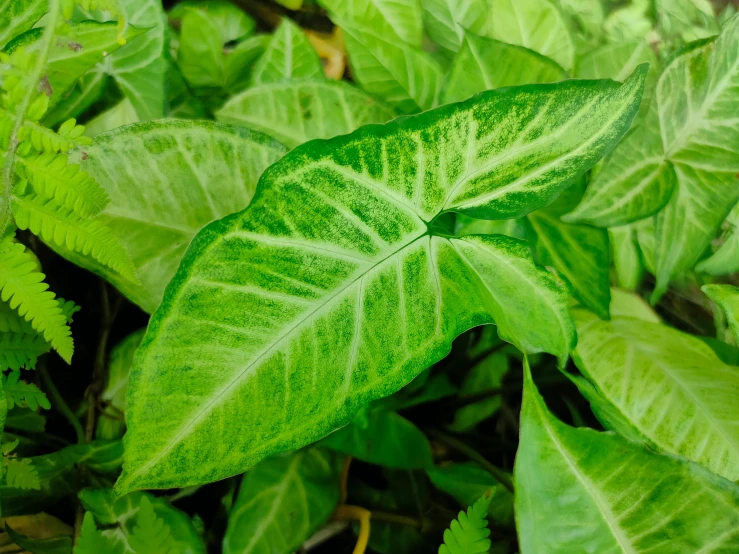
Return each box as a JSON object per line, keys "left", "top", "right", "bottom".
{"left": 38, "top": 362, "right": 84, "bottom": 443}
{"left": 427, "top": 428, "right": 514, "bottom": 493}
{"left": 333, "top": 505, "right": 370, "bottom": 554}
{"left": 371, "top": 511, "right": 423, "bottom": 528}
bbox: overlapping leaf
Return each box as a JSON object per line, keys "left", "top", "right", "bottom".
{"left": 117, "top": 70, "right": 645, "bottom": 493}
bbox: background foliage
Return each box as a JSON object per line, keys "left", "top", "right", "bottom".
{"left": 0, "top": 0, "right": 738, "bottom": 552}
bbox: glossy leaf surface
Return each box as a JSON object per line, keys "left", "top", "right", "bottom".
{"left": 117, "top": 72, "right": 648, "bottom": 492}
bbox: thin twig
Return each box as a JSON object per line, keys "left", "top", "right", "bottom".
{"left": 427, "top": 428, "right": 514, "bottom": 493}
{"left": 333, "top": 505, "right": 371, "bottom": 554}
{"left": 38, "top": 361, "right": 84, "bottom": 443}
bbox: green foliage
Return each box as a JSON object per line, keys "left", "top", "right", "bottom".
{"left": 1, "top": 2, "right": 738, "bottom": 553}
{"left": 438, "top": 492, "right": 493, "bottom": 554}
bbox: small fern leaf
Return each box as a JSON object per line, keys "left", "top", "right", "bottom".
{"left": 4, "top": 458, "right": 41, "bottom": 489}
{"left": 3, "top": 369, "right": 51, "bottom": 409}
{"left": 0, "top": 331, "right": 49, "bottom": 370}
{"left": 0, "top": 297, "right": 35, "bottom": 333}
{"left": 74, "top": 513, "right": 109, "bottom": 554}
{"left": 439, "top": 491, "right": 493, "bottom": 554}
{"left": 129, "top": 496, "right": 174, "bottom": 554}
{"left": 57, "top": 297, "right": 81, "bottom": 322}
{"left": 16, "top": 150, "right": 109, "bottom": 217}
{"left": 20, "top": 118, "right": 92, "bottom": 154}
{"left": 0, "top": 234, "right": 73, "bottom": 361}
{"left": 11, "top": 193, "right": 138, "bottom": 283}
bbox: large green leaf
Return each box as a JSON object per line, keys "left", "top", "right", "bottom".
{"left": 0, "top": 0, "right": 46, "bottom": 49}
{"left": 319, "top": 0, "right": 423, "bottom": 47}
{"left": 340, "top": 20, "right": 444, "bottom": 114}
{"left": 515, "top": 359, "right": 739, "bottom": 553}
{"left": 116, "top": 70, "right": 646, "bottom": 493}
{"left": 566, "top": 15, "right": 739, "bottom": 299}
{"left": 571, "top": 309, "right": 739, "bottom": 481}
{"left": 79, "top": 488, "right": 205, "bottom": 554}
{"left": 107, "top": 0, "right": 168, "bottom": 120}
{"left": 222, "top": 449, "right": 341, "bottom": 554}
{"left": 216, "top": 80, "right": 396, "bottom": 149}
{"left": 442, "top": 34, "right": 566, "bottom": 105}
{"left": 484, "top": 0, "right": 575, "bottom": 71}
{"left": 250, "top": 19, "right": 323, "bottom": 86}
{"left": 57, "top": 121, "right": 286, "bottom": 313}
{"left": 322, "top": 407, "right": 432, "bottom": 468}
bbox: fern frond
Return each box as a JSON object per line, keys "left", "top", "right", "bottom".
{"left": 4, "top": 458, "right": 41, "bottom": 489}
{"left": 439, "top": 491, "right": 493, "bottom": 554}
{"left": 129, "top": 496, "right": 174, "bottom": 554}
{"left": 0, "top": 297, "right": 34, "bottom": 333}
{"left": 3, "top": 369, "right": 51, "bottom": 409}
{"left": 11, "top": 192, "right": 137, "bottom": 282}
{"left": 16, "top": 150, "right": 109, "bottom": 217}
{"left": 57, "top": 297, "right": 81, "bottom": 322}
{"left": 0, "top": 331, "right": 49, "bottom": 370}
{"left": 74, "top": 513, "right": 109, "bottom": 554}
{"left": 20, "top": 117, "right": 92, "bottom": 154}
{"left": 0, "top": 233, "right": 73, "bottom": 361}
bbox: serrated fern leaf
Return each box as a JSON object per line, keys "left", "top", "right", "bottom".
{"left": 0, "top": 234, "right": 73, "bottom": 361}
{"left": 0, "top": 331, "right": 49, "bottom": 370}
{"left": 439, "top": 491, "right": 493, "bottom": 554}
{"left": 0, "top": 297, "right": 34, "bottom": 333}
{"left": 57, "top": 297, "right": 81, "bottom": 322}
{"left": 20, "top": 117, "right": 92, "bottom": 154}
{"left": 74, "top": 512, "right": 109, "bottom": 554}
{"left": 11, "top": 193, "right": 137, "bottom": 283}
{"left": 3, "top": 369, "right": 51, "bottom": 409}
{"left": 16, "top": 150, "right": 108, "bottom": 217}
{"left": 129, "top": 496, "right": 174, "bottom": 554}
{"left": 4, "top": 457, "right": 41, "bottom": 489}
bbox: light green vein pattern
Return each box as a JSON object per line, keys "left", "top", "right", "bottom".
{"left": 318, "top": 0, "right": 423, "bottom": 47}
{"left": 572, "top": 309, "right": 739, "bottom": 481}
{"left": 515, "top": 360, "right": 739, "bottom": 553}
{"left": 703, "top": 284, "right": 739, "bottom": 345}
{"left": 0, "top": 0, "right": 47, "bottom": 49}
{"left": 216, "top": 80, "right": 396, "bottom": 149}
{"left": 59, "top": 121, "right": 287, "bottom": 313}
{"left": 223, "top": 449, "right": 341, "bottom": 554}
{"left": 117, "top": 71, "right": 646, "bottom": 493}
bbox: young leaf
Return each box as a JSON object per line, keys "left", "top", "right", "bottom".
{"left": 0, "top": 236, "right": 72, "bottom": 362}
{"left": 442, "top": 34, "right": 566, "bottom": 105}
{"left": 216, "top": 80, "right": 396, "bottom": 149}
{"left": 571, "top": 309, "right": 739, "bottom": 481}
{"left": 56, "top": 120, "right": 287, "bottom": 313}
{"left": 340, "top": 20, "right": 444, "bottom": 114}
{"left": 250, "top": 19, "right": 324, "bottom": 86}
{"left": 117, "top": 70, "right": 645, "bottom": 493}
{"left": 222, "top": 449, "right": 341, "bottom": 554}
{"left": 515, "top": 359, "right": 739, "bottom": 553}
{"left": 438, "top": 492, "right": 492, "bottom": 554}
{"left": 484, "top": 0, "right": 575, "bottom": 71}
{"left": 608, "top": 226, "right": 644, "bottom": 291}
{"left": 128, "top": 496, "right": 174, "bottom": 554}
{"left": 319, "top": 0, "right": 423, "bottom": 47}
{"left": 73, "top": 513, "right": 109, "bottom": 554}
{"left": 4, "top": 458, "right": 41, "bottom": 489}
{"left": 322, "top": 408, "right": 433, "bottom": 468}
{"left": 0, "top": 0, "right": 47, "bottom": 49}
{"left": 703, "top": 284, "right": 739, "bottom": 345}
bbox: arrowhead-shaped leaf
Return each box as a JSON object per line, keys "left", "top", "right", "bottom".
{"left": 571, "top": 308, "right": 739, "bottom": 481}
{"left": 515, "top": 359, "right": 739, "bottom": 553}
{"left": 117, "top": 69, "right": 646, "bottom": 493}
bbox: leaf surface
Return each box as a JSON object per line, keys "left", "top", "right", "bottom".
{"left": 572, "top": 309, "right": 739, "bottom": 481}
{"left": 250, "top": 19, "right": 324, "bottom": 86}
{"left": 216, "top": 80, "right": 396, "bottom": 149}
{"left": 222, "top": 449, "right": 341, "bottom": 554}
{"left": 57, "top": 121, "right": 286, "bottom": 313}
{"left": 515, "top": 358, "right": 739, "bottom": 553}
{"left": 421, "top": 0, "right": 491, "bottom": 53}
{"left": 319, "top": 0, "right": 423, "bottom": 47}
{"left": 117, "top": 71, "right": 646, "bottom": 492}
{"left": 703, "top": 284, "right": 739, "bottom": 345}
{"left": 0, "top": 0, "right": 46, "bottom": 49}
{"left": 438, "top": 492, "right": 492, "bottom": 554}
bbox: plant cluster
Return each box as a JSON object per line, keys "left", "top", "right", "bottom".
{"left": 0, "top": 0, "right": 738, "bottom": 552}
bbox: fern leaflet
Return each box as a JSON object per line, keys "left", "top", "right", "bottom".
{"left": 0, "top": 233, "right": 73, "bottom": 361}
{"left": 0, "top": 331, "right": 49, "bottom": 370}
{"left": 74, "top": 513, "right": 109, "bottom": 554}
{"left": 3, "top": 369, "right": 51, "bottom": 409}
{"left": 12, "top": 192, "right": 138, "bottom": 282}
{"left": 20, "top": 117, "right": 92, "bottom": 154}
{"left": 16, "top": 150, "right": 109, "bottom": 217}
{"left": 129, "top": 496, "right": 175, "bottom": 554}
{"left": 4, "top": 457, "right": 41, "bottom": 489}
{"left": 438, "top": 491, "right": 493, "bottom": 554}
